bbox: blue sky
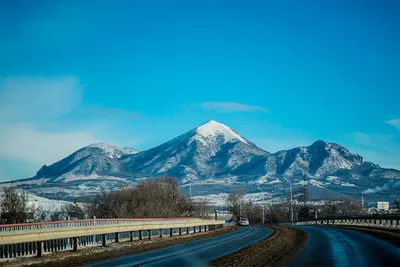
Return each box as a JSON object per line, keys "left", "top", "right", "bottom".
{"left": 0, "top": 0, "right": 399, "bottom": 180}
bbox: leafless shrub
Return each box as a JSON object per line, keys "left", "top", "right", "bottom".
{"left": 87, "top": 177, "right": 194, "bottom": 218}
{"left": 0, "top": 187, "right": 37, "bottom": 224}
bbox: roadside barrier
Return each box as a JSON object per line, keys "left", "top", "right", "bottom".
{"left": 0, "top": 218, "right": 225, "bottom": 259}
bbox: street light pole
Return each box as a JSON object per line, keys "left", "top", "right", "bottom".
{"left": 283, "top": 177, "right": 294, "bottom": 222}
{"left": 257, "top": 186, "right": 265, "bottom": 226}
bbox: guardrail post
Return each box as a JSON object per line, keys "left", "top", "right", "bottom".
{"left": 199, "top": 226, "right": 202, "bottom": 232}
{"left": 193, "top": 226, "right": 196, "bottom": 233}
{"left": 102, "top": 234, "right": 106, "bottom": 247}
{"left": 159, "top": 229, "right": 163, "bottom": 238}
{"left": 148, "top": 230, "right": 151, "bottom": 240}
{"left": 179, "top": 228, "right": 182, "bottom": 235}
{"left": 93, "top": 216, "right": 97, "bottom": 244}
{"left": 10, "top": 244, "right": 15, "bottom": 258}
{"left": 129, "top": 231, "right": 134, "bottom": 241}
{"left": 72, "top": 237, "right": 78, "bottom": 252}
{"left": 186, "top": 227, "right": 189, "bottom": 234}
{"left": 115, "top": 232, "right": 120, "bottom": 243}
{"left": 139, "top": 230, "right": 143, "bottom": 241}
{"left": 170, "top": 228, "right": 173, "bottom": 237}
{"left": 37, "top": 241, "right": 44, "bottom": 257}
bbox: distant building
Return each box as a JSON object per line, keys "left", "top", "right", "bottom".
{"left": 377, "top": 201, "right": 389, "bottom": 210}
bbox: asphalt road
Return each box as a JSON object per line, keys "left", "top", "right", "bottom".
{"left": 288, "top": 225, "right": 400, "bottom": 267}
{"left": 86, "top": 226, "right": 272, "bottom": 267}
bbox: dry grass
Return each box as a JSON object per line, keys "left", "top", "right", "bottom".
{"left": 211, "top": 226, "right": 308, "bottom": 267}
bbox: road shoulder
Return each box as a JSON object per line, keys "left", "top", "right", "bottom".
{"left": 211, "top": 226, "right": 308, "bottom": 267}
{"left": 335, "top": 225, "right": 400, "bottom": 247}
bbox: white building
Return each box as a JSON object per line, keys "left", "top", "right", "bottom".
{"left": 377, "top": 201, "right": 389, "bottom": 210}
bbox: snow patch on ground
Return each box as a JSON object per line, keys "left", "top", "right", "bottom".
{"left": 1, "top": 178, "right": 49, "bottom": 186}
{"left": 251, "top": 175, "right": 269, "bottom": 184}
{"left": 0, "top": 190, "right": 75, "bottom": 212}
{"left": 267, "top": 179, "right": 281, "bottom": 185}
{"left": 58, "top": 174, "right": 128, "bottom": 183}
{"left": 326, "top": 176, "right": 339, "bottom": 182}
{"left": 27, "top": 193, "right": 75, "bottom": 211}
{"left": 341, "top": 182, "right": 356, "bottom": 187}
{"left": 308, "top": 179, "right": 325, "bottom": 188}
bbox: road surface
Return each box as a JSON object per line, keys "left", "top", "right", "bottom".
{"left": 86, "top": 226, "right": 272, "bottom": 267}
{"left": 288, "top": 225, "right": 400, "bottom": 267}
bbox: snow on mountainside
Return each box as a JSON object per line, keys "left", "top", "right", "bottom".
{"left": 121, "top": 120, "right": 269, "bottom": 182}
{"left": 3, "top": 120, "right": 400, "bottom": 203}
{"left": 87, "top": 142, "right": 139, "bottom": 158}
{"left": 273, "top": 140, "right": 363, "bottom": 177}
{"left": 35, "top": 142, "right": 138, "bottom": 182}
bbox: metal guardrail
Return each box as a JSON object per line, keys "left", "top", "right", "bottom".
{"left": 0, "top": 218, "right": 201, "bottom": 232}
{"left": 0, "top": 218, "right": 226, "bottom": 259}
{"left": 292, "top": 215, "right": 400, "bottom": 229}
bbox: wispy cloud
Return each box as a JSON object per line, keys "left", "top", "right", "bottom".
{"left": 386, "top": 119, "right": 400, "bottom": 131}
{"left": 200, "top": 102, "right": 269, "bottom": 113}
{"left": 0, "top": 76, "right": 100, "bottom": 179}
{"left": 0, "top": 76, "right": 145, "bottom": 180}
{"left": 0, "top": 124, "right": 98, "bottom": 166}
{"left": 0, "top": 76, "right": 82, "bottom": 122}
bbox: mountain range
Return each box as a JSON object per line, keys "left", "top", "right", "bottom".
{"left": 3, "top": 120, "right": 400, "bottom": 206}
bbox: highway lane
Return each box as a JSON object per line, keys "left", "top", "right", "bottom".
{"left": 288, "top": 225, "right": 400, "bottom": 267}
{"left": 86, "top": 226, "right": 272, "bottom": 267}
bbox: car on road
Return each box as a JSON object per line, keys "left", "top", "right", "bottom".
{"left": 238, "top": 217, "right": 250, "bottom": 226}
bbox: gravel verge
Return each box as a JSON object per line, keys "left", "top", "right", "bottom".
{"left": 211, "top": 226, "right": 308, "bottom": 267}
{"left": 0, "top": 227, "right": 236, "bottom": 267}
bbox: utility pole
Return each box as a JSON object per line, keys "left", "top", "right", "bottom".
{"left": 283, "top": 177, "right": 294, "bottom": 222}
{"left": 361, "top": 193, "right": 365, "bottom": 210}
{"left": 257, "top": 186, "right": 265, "bottom": 226}
{"left": 300, "top": 173, "right": 309, "bottom": 205}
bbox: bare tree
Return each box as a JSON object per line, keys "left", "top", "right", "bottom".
{"left": 0, "top": 187, "right": 36, "bottom": 224}
{"left": 266, "top": 200, "right": 290, "bottom": 223}
{"left": 226, "top": 190, "right": 244, "bottom": 222}
{"left": 61, "top": 203, "right": 85, "bottom": 220}
{"left": 319, "top": 196, "right": 361, "bottom": 217}
{"left": 86, "top": 177, "right": 194, "bottom": 219}
{"left": 192, "top": 198, "right": 213, "bottom": 219}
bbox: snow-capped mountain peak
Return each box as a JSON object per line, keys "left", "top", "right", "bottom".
{"left": 87, "top": 142, "right": 138, "bottom": 158}
{"left": 194, "top": 120, "right": 248, "bottom": 144}
{"left": 87, "top": 142, "right": 119, "bottom": 153}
